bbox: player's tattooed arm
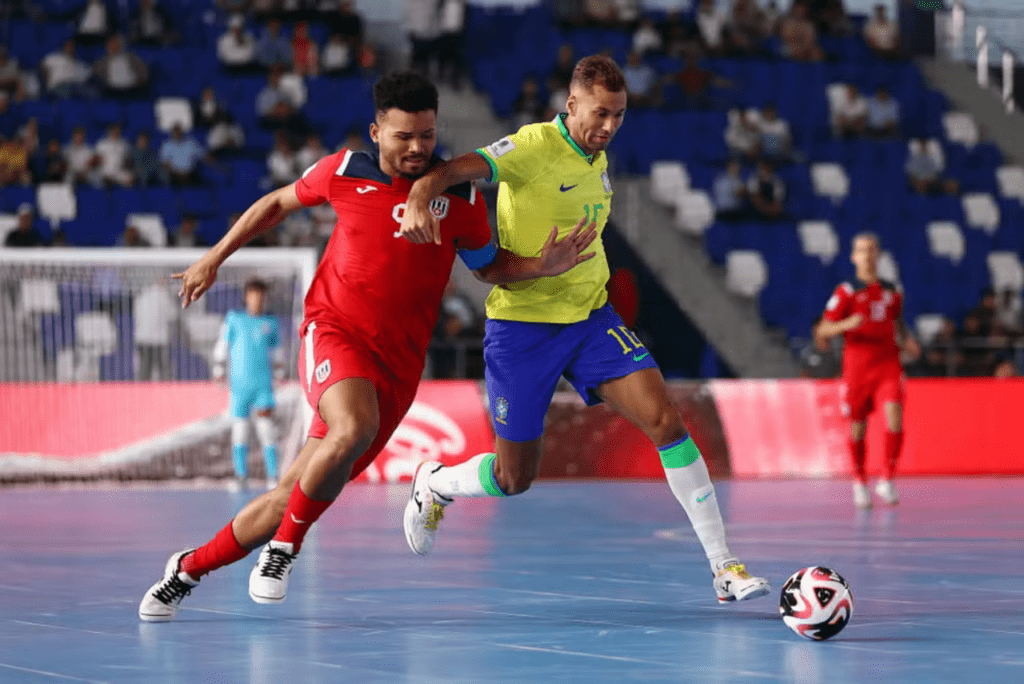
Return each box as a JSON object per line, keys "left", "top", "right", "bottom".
{"left": 402, "top": 153, "right": 493, "bottom": 245}
{"left": 473, "top": 215, "right": 598, "bottom": 284}
{"left": 173, "top": 184, "right": 306, "bottom": 307}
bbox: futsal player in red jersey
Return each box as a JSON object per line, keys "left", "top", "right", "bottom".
{"left": 817, "top": 232, "right": 920, "bottom": 509}
{"left": 139, "top": 72, "right": 597, "bottom": 621}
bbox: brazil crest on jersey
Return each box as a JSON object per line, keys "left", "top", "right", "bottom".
{"left": 221, "top": 310, "right": 279, "bottom": 388}
{"left": 477, "top": 114, "right": 613, "bottom": 324}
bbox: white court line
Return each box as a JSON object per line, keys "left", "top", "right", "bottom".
{"left": 403, "top": 579, "right": 661, "bottom": 605}
{"left": 0, "top": 661, "right": 109, "bottom": 683}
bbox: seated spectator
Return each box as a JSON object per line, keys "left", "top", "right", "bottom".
{"left": 907, "top": 346, "right": 949, "bottom": 377}
{"left": 668, "top": 53, "right": 732, "bottom": 110}
{"left": 818, "top": 0, "right": 853, "bottom": 37}
{"left": 763, "top": 0, "right": 782, "bottom": 35}
{"left": 256, "top": 64, "right": 305, "bottom": 131}
{"left": 94, "top": 122, "right": 133, "bottom": 187}
{"left": 0, "top": 47, "right": 30, "bottom": 100}
{"left": 905, "top": 138, "right": 958, "bottom": 194}
{"left": 194, "top": 86, "right": 228, "bottom": 128}
{"left": 756, "top": 104, "right": 792, "bottom": 162}
{"left": 725, "top": 108, "right": 760, "bottom": 162}
{"left": 321, "top": 32, "right": 353, "bottom": 75}
{"left": 632, "top": 17, "right": 663, "bottom": 56}
{"left": 969, "top": 287, "right": 998, "bottom": 337}
{"left": 129, "top": 0, "right": 178, "bottom": 46}
{"left": 993, "top": 355, "right": 1019, "bottom": 378}
{"left": 623, "top": 50, "right": 658, "bottom": 107}
{"left": 321, "top": 0, "right": 365, "bottom": 45}
{"left": 16, "top": 117, "right": 39, "bottom": 156}
{"left": 696, "top": 0, "right": 732, "bottom": 56}
{"left": 956, "top": 313, "right": 990, "bottom": 375}
{"left": 712, "top": 159, "right": 748, "bottom": 221}
{"left": 833, "top": 84, "right": 868, "bottom": 138}
{"left": 512, "top": 78, "right": 545, "bottom": 131}
{"left": 780, "top": 1, "right": 824, "bottom": 61}
{"left": 171, "top": 214, "right": 208, "bottom": 247}
{"left": 117, "top": 223, "right": 152, "bottom": 247}
{"left": 255, "top": 18, "right": 293, "bottom": 69}
{"left": 296, "top": 133, "right": 327, "bottom": 172}
{"left": 548, "top": 44, "right": 576, "bottom": 94}
{"left": 93, "top": 34, "right": 149, "bottom": 98}
{"left": 77, "top": 0, "right": 114, "bottom": 45}
{"left": 4, "top": 203, "right": 46, "bottom": 247}
{"left": 279, "top": 66, "right": 308, "bottom": 109}
{"left": 866, "top": 85, "right": 900, "bottom": 138}
{"left": 341, "top": 127, "right": 369, "bottom": 152}
{"left": 661, "top": 11, "right": 697, "bottom": 59}
{"left": 32, "top": 138, "right": 68, "bottom": 183}
{"left": 431, "top": 277, "right": 484, "bottom": 379}
{"left": 291, "top": 20, "right": 319, "bottom": 76}
{"left": 267, "top": 131, "right": 298, "bottom": 187}
{"left": 730, "top": 0, "right": 769, "bottom": 54}
{"left": 41, "top": 40, "right": 94, "bottom": 99}
{"left": 801, "top": 315, "right": 842, "bottom": 378}
{"left": 864, "top": 4, "right": 900, "bottom": 59}
{"left": 997, "top": 288, "right": 1022, "bottom": 335}
{"left": 217, "top": 15, "right": 256, "bottom": 71}
{"left": 747, "top": 160, "right": 786, "bottom": 219}
{"left": 0, "top": 133, "right": 30, "bottom": 187}
{"left": 131, "top": 130, "right": 165, "bottom": 186}
{"left": 207, "top": 113, "right": 246, "bottom": 157}
{"left": 64, "top": 125, "right": 100, "bottom": 185}
{"left": 160, "top": 124, "right": 206, "bottom": 185}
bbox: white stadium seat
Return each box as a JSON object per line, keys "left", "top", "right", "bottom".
{"left": 37, "top": 183, "right": 76, "bottom": 226}
{"left": 926, "top": 221, "right": 965, "bottom": 264}
{"left": 75, "top": 311, "right": 118, "bottom": 356}
{"left": 155, "top": 97, "right": 194, "bottom": 133}
{"left": 725, "top": 250, "right": 768, "bottom": 297}
{"left": 18, "top": 279, "right": 60, "bottom": 316}
{"left": 915, "top": 314, "right": 946, "bottom": 346}
{"left": 675, "top": 189, "right": 714, "bottom": 234}
{"left": 810, "top": 163, "right": 849, "bottom": 200}
{"left": 650, "top": 161, "right": 690, "bottom": 206}
{"left": 988, "top": 252, "right": 1024, "bottom": 293}
{"left": 798, "top": 221, "right": 840, "bottom": 265}
{"left": 962, "top": 193, "right": 1000, "bottom": 233}
{"left": 996, "top": 165, "right": 1024, "bottom": 201}
{"left": 943, "top": 111, "right": 979, "bottom": 148}
{"left": 126, "top": 213, "right": 168, "bottom": 247}
{"left": 826, "top": 82, "right": 847, "bottom": 129}
{"left": 877, "top": 251, "right": 901, "bottom": 286}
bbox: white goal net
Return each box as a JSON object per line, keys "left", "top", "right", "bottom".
{"left": 0, "top": 247, "right": 317, "bottom": 485}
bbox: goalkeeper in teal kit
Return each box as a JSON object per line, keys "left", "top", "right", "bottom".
{"left": 213, "top": 278, "right": 282, "bottom": 489}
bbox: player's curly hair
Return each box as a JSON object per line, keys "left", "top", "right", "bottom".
{"left": 373, "top": 72, "right": 439, "bottom": 117}
{"left": 570, "top": 55, "right": 626, "bottom": 93}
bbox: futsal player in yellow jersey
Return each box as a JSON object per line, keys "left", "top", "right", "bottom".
{"left": 399, "top": 56, "right": 769, "bottom": 602}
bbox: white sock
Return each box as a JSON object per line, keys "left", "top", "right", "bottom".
{"left": 659, "top": 437, "right": 735, "bottom": 573}
{"left": 428, "top": 453, "right": 506, "bottom": 500}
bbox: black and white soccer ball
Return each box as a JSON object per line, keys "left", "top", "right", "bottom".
{"left": 779, "top": 566, "right": 854, "bottom": 641}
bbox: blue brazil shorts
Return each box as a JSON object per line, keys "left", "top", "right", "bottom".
{"left": 484, "top": 304, "right": 659, "bottom": 442}
{"left": 229, "top": 383, "right": 275, "bottom": 419}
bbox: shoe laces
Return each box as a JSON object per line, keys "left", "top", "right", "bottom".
{"left": 153, "top": 574, "right": 193, "bottom": 606}
{"left": 259, "top": 547, "right": 296, "bottom": 580}
{"left": 424, "top": 501, "right": 445, "bottom": 531}
{"left": 720, "top": 563, "right": 751, "bottom": 579}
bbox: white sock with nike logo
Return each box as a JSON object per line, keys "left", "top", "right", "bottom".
{"left": 659, "top": 437, "right": 734, "bottom": 573}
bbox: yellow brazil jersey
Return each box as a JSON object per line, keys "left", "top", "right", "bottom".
{"left": 476, "top": 114, "right": 613, "bottom": 324}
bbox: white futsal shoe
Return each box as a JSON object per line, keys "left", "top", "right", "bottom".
{"left": 874, "top": 479, "right": 899, "bottom": 505}
{"left": 714, "top": 562, "right": 771, "bottom": 603}
{"left": 138, "top": 549, "right": 199, "bottom": 622}
{"left": 853, "top": 481, "right": 872, "bottom": 509}
{"left": 404, "top": 460, "right": 448, "bottom": 555}
{"left": 248, "top": 541, "right": 298, "bottom": 604}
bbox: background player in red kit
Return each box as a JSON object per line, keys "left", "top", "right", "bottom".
{"left": 817, "top": 232, "right": 920, "bottom": 509}
{"left": 138, "top": 72, "right": 597, "bottom": 621}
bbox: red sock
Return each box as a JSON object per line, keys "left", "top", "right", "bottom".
{"left": 848, "top": 438, "right": 867, "bottom": 483}
{"left": 272, "top": 481, "right": 333, "bottom": 552}
{"left": 884, "top": 431, "right": 904, "bottom": 480}
{"left": 181, "top": 521, "right": 249, "bottom": 578}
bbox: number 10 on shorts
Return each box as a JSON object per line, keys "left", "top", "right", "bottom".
{"left": 607, "top": 326, "right": 645, "bottom": 355}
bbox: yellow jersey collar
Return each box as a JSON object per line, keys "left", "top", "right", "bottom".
{"left": 555, "top": 113, "right": 596, "bottom": 164}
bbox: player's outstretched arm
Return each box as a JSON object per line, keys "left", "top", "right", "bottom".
{"left": 173, "top": 184, "right": 306, "bottom": 308}
{"left": 403, "top": 152, "right": 493, "bottom": 245}
{"left": 473, "top": 215, "right": 598, "bottom": 285}
{"left": 816, "top": 314, "right": 863, "bottom": 342}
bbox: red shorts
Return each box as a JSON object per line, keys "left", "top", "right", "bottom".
{"left": 298, "top": 321, "right": 420, "bottom": 479}
{"left": 840, "top": 365, "right": 905, "bottom": 422}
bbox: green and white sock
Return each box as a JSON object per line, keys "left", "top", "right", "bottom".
{"left": 659, "top": 436, "right": 734, "bottom": 573}
{"left": 428, "top": 453, "right": 508, "bottom": 500}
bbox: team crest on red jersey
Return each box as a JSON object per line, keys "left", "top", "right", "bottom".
{"left": 429, "top": 196, "right": 449, "bottom": 220}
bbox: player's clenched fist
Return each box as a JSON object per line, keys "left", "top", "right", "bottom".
{"left": 172, "top": 256, "right": 220, "bottom": 308}
{"left": 399, "top": 194, "right": 442, "bottom": 245}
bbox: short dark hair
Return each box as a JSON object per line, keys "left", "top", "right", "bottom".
{"left": 570, "top": 55, "right": 626, "bottom": 93}
{"left": 244, "top": 278, "right": 268, "bottom": 294}
{"left": 853, "top": 231, "right": 880, "bottom": 247}
{"left": 373, "top": 72, "right": 438, "bottom": 118}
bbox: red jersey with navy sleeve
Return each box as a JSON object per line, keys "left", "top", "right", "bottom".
{"left": 294, "top": 148, "right": 494, "bottom": 377}
{"left": 823, "top": 278, "right": 903, "bottom": 376}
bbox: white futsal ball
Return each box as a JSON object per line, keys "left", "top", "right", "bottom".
{"left": 779, "top": 566, "right": 853, "bottom": 641}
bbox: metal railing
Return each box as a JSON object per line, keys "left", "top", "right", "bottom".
{"left": 942, "top": 0, "right": 1021, "bottom": 113}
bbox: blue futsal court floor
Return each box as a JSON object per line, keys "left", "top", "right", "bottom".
{"left": 2, "top": 478, "right": 1023, "bottom": 683}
